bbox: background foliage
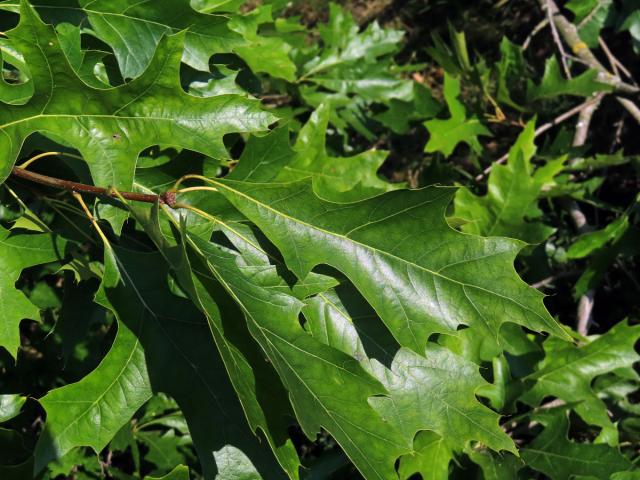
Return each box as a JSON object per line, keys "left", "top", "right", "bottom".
{"left": 0, "top": 0, "right": 639, "bottom": 478}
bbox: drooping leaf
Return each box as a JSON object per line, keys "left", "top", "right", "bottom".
{"left": 424, "top": 73, "right": 491, "bottom": 156}
{"left": 208, "top": 178, "right": 570, "bottom": 353}
{"left": 185, "top": 231, "right": 410, "bottom": 480}
{"left": 522, "top": 409, "right": 632, "bottom": 479}
{"left": 455, "top": 121, "right": 558, "bottom": 243}
{"left": 128, "top": 204, "right": 301, "bottom": 479}
{"left": 0, "top": 2, "right": 275, "bottom": 229}
{"left": 0, "top": 225, "right": 65, "bottom": 358}
{"left": 93, "top": 247, "right": 290, "bottom": 478}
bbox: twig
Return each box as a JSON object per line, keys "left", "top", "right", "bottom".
{"left": 540, "top": 0, "right": 640, "bottom": 127}
{"left": 566, "top": 95, "right": 601, "bottom": 336}
{"left": 10, "top": 167, "right": 177, "bottom": 207}
{"left": 530, "top": 271, "right": 577, "bottom": 289}
{"left": 616, "top": 97, "right": 640, "bottom": 123}
{"left": 475, "top": 97, "right": 602, "bottom": 181}
{"left": 539, "top": 0, "right": 639, "bottom": 95}
{"left": 598, "top": 37, "right": 635, "bottom": 82}
{"left": 547, "top": 0, "right": 572, "bottom": 78}
{"left": 523, "top": 18, "right": 549, "bottom": 51}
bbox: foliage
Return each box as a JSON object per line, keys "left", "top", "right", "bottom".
{"left": 0, "top": 0, "right": 639, "bottom": 479}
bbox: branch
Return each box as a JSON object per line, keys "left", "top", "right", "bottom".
{"left": 10, "top": 167, "right": 177, "bottom": 207}
{"left": 540, "top": 0, "right": 639, "bottom": 95}
{"left": 567, "top": 94, "right": 601, "bottom": 336}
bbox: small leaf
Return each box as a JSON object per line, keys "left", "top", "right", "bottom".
{"left": 527, "top": 57, "right": 612, "bottom": 101}
{"left": 0, "top": 395, "right": 26, "bottom": 423}
{"left": 424, "top": 74, "right": 490, "bottom": 156}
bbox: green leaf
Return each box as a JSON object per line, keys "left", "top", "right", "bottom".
{"left": 209, "top": 178, "right": 570, "bottom": 353}
{"left": 370, "top": 345, "right": 516, "bottom": 454}
{"left": 527, "top": 57, "right": 612, "bottom": 101}
{"left": 424, "top": 74, "right": 491, "bottom": 156}
{"left": 25, "top": 0, "right": 242, "bottom": 79}
{"left": 128, "top": 204, "right": 301, "bottom": 479}
{"left": 96, "top": 247, "right": 291, "bottom": 479}
{"left": 185, "top": 231, "right": 410, "bottom": 480}
{"left": 136, "top": 430, "right": 189, "bottom": 473}
{"left": 520, "top": 321, "right": 640, "bottom": 444}
{"left": 228, "top": 5, "right": 296, "bottom": 81}
{"left": 0, "top": 38, "right": 33, "bottom": 105}
{"left": 522, "top": 409, "right": 632, "bottom": 479}
{"left": 397, "top": 431, "right": 452, "bottom": 480}
{"left": 0, "top": 225, "right": 65, "bottom": 358}
{"left": 213, "top": 446, "right": 263, "bottom": 480}
{"left": 301, "top": 3, "right": 404, "bottom": 80}
{"left": 566, "top": 0, "right": 613, "bottom": 47}
{"left": 270, "top": 104, "right": 399, "bottom": 201}
{"left": 454, "top": 121, "right": 557, "bottom": 243}
{"left": 0, "top": 395, "right": 25, "bottom": 423}
{"left": 467, "top": 449, "right": 522, "bottom": 480}
{"left": 0, "top": 2, "right": 274, "bottom": 229}
{"left": 34, "top": 316, "right": 152, "bottom": 472}
{"left": 567, "top": 213, "right": 630, "bottom": 259}
{"left": 146, "top": 465, "right": 190, "bottom": 480}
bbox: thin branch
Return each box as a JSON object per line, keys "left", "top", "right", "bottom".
{"left": 566, "top": 93, "right": 601, "bottom": 336}
{"left": 598, "top": 36, "right": 635, "bottom": 83}
{"left": 10, "top": 166, "right": 177, "bottom": 207}
{"left": 547, "top": 0, "right": 572, "bottom": 78}
{"left": 616, "top": 97, "right": 640, "bottom": 123}
{"left": 475, "top": 96, "right": 602, "bottom": 181}
{"left": 523, "top": 18, "right": 549, "bottom": 51}
{"left": 539, "top": 0, "right": 639, "bottom": 95}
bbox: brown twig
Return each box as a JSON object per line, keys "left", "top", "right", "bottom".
{"left": 540, "top": 0, "right": 639, "bottom": 95}
{"left": 10, "top": 167, "right": 177, "bottom": 207}
{"left": 522, "top": 18, "right": 549, "bottom": 51}
{"left": 547, "top": 0, "right": 572, "bottom": 78}
{"left": 567, "top": 95, "right": 601, "bottom": 336}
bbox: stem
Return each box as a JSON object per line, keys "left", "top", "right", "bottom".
{"left": 72, "top": 192, "right": 112, "bottom": 246}
{"left": 10, "top": 166, "right": 172, "bottom": 205}
{"left": 18, "top": 151, "right": 84, "bottom": 170}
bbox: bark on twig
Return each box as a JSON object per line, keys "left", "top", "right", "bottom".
{"left": 10, "top": 167, "right": 177, "bottom": 207}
